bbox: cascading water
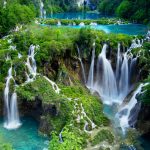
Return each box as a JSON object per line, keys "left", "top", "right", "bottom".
{"left": 94, "top": 44, "right": 118, "bottom": 105}
{"left": 3, "top": 0, "right": 7, "bottom": 8}
{"left": 116, "top": 83, "right": 148, "bottom": 134}
{"left": 85, "top": 40, "right": 144, "bottom": 133}
{"left": 119, "top": 53, "right": 129, "bottom": 100}
{"left": 57, "top": 21, "right": 61, "bottom": 26}
{"left": 18, "top": 53, "right": 22, "bottom": 59}
{"left": 115, "top": 43, "right": 122, "bottom": 81}
{"left": 26, "top": 45, "right": 37, "bottom": 82}
{"left": 40, "top": 0, "right": 46, "bottom": 18}
{"left": 4, "top": 67, "right": 21, "bottom": 130}
{"left": 77, "top": 0, "right": 84, "bottom": 7}
{"left": 87, "top": 42, "right": 95, "bottom": 90}
{"left": 77, "top": 45, "right": 86, "bottom": 84}
{"left": 129, "top": 39, "right": 142, "bottom": 50}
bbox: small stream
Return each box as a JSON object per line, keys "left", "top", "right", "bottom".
{"left": 0, "top": 117, "right": 48, "bottom": 150}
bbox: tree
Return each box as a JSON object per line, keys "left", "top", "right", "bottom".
{"left": 116, "top": 0, "right": 132, "bottom": 19}
{"left": 49, "top": 128, "right": 83, "bottom": 150}
{"left": 0, "top": 2, "right": 35, "bottom": 37}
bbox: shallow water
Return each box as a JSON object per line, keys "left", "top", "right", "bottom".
{"left": 47, "top": 12, "right": 111, "bottom": 19}
{"left": 0, "top": 117, "right": 48, "bottom": 150}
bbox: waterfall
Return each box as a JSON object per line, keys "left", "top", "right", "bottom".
{"left": 119, "top": 53, "right": 129, "bottom": 100}
{"left": 86, "top": 41, "right": 140, "bottom": 105}
{"left": 77, "top": 45, "right": 86, "bottom": 84}
{"left": 40, "top": 0, "right": 46, "bottom": 18}
{"left": 3, "top": 0, "right": 7, "bottom": 8}
{"left": 87, "top": 42, "right": 95, "bottom": 90}
{"left": 79, "top": 22, "right": 85, "bottom": 27}
{"left": 94, "top": 44, "right": 118, "bottom": 105}
{"left": 4, "top": 67, "right": 21, "bottom": 130}
{"left": 115, "top": 43, "right": 122, "bottom": 81}
{"left": 116, "top": 83, "right": 148, "bottom": 134}
{"left": 57, "top": 21, "right": 61, "bottom": 26}
{"left": 77, "top": 39, "right": 145, "bottom": 135}
{"left": 43, "top": 76, "right": 60, "bottom": 94}
{"left": 90, "top": 22, "right": 97, "bottom": 26}
{"left": 59, "top": 129, "right": 64, "bottom": 143}
{"left": 77, "top": 0, "right": 84, "bottom": 7}
{"left": 129, "top": 39, "right": 142, "bottom": 50}
{"left": 26, "top": 45, "right": 37, "bottom": 81}
{"left": 18, "top": 53, "right": 22, "bottom": 59}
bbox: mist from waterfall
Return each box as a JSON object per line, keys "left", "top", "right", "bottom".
{"left": 4, "top": 67, "right": 21, "bottom": 130}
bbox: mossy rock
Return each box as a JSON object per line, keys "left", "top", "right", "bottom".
{"left": 91, "top": 129, "right": 114, "bottom": 146}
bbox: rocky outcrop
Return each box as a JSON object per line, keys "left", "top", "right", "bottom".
{"left": 136, "top": 104, "right": 150, "bottom": 134}
{"left": 20, "top": 96, "right": 60, "bottom": 135}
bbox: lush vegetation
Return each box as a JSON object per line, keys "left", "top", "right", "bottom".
{"left": 0, "top": 0, "right": 35, "bottom": 37}
{"left": 0, "top": 24, "right": 137, "bottom": 149}
{"left": 91, "top": 129, "right": 114, "bottom": 146}
{"left": 0, "top": 0, "right": 149, "bottom": 146}
{"left": 39, "top": 17, "right": 128, "bottom": 26}
{"left": 137, "top": 75, "right": 150, "bottom": 105}
{"left": 98, "top": 0, "right": 150, "bottom": 24}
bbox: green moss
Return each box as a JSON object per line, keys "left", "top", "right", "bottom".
{"left": 49, "top": 126, "right": 88, "bottom": 150}
{"left": 91, "top": 129, "right": 114, "bottom": 146}
{"left": 60, "top": 85, "right": 110, "bottom": 126}
{"left": 48, "top": 100, "right": 74, "bottom": 133}
{"left": 16, "top": 76, "right": 61, "bottom": 102}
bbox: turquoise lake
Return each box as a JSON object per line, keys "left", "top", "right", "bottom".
{"left": 41, "top": 24, "right": 148, "bottom": 35}
{"left": 0, "top": 117, "right": 48, "bottom": 150}
{"left": 47, "top": 12, "right": 112, "bottom": 19}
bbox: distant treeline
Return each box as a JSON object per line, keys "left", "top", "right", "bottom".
{"left": 0, "top": 0, "right": 149, "bottom": 37}
{"left": 98, "top": 0, "right": 150, "bottom": 24}
{"left": 41, "top": 0, "right": 150, "bottom": 24}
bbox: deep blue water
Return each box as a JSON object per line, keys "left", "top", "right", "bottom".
{"left": 47, "top": 12, "right": 111, "bottom": 19}
{"left": 0, "top": 117, "right": 48, "bottom": 150}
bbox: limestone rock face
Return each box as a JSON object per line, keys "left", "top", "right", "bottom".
{"left": 20, "top": 96, "right": 60, "bottom": 135}
{"left": 39, "top": 116, "right": 53, "bottom": 135}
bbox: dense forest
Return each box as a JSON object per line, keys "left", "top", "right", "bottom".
{"left": 0, "top": 0, "right": 150, "bottom": 36}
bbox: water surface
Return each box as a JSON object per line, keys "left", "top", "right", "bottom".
{"left": 42, "top": 24, "right": 147, "bottom": 35}
{"left": 47, "top": 12, "right": 111, "bottom": 19}
{"left": 68, "top": 24, "right": 148, "bottom": 35}
{"left": 0, "top": 117, "right": 48, "bottom": 150}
